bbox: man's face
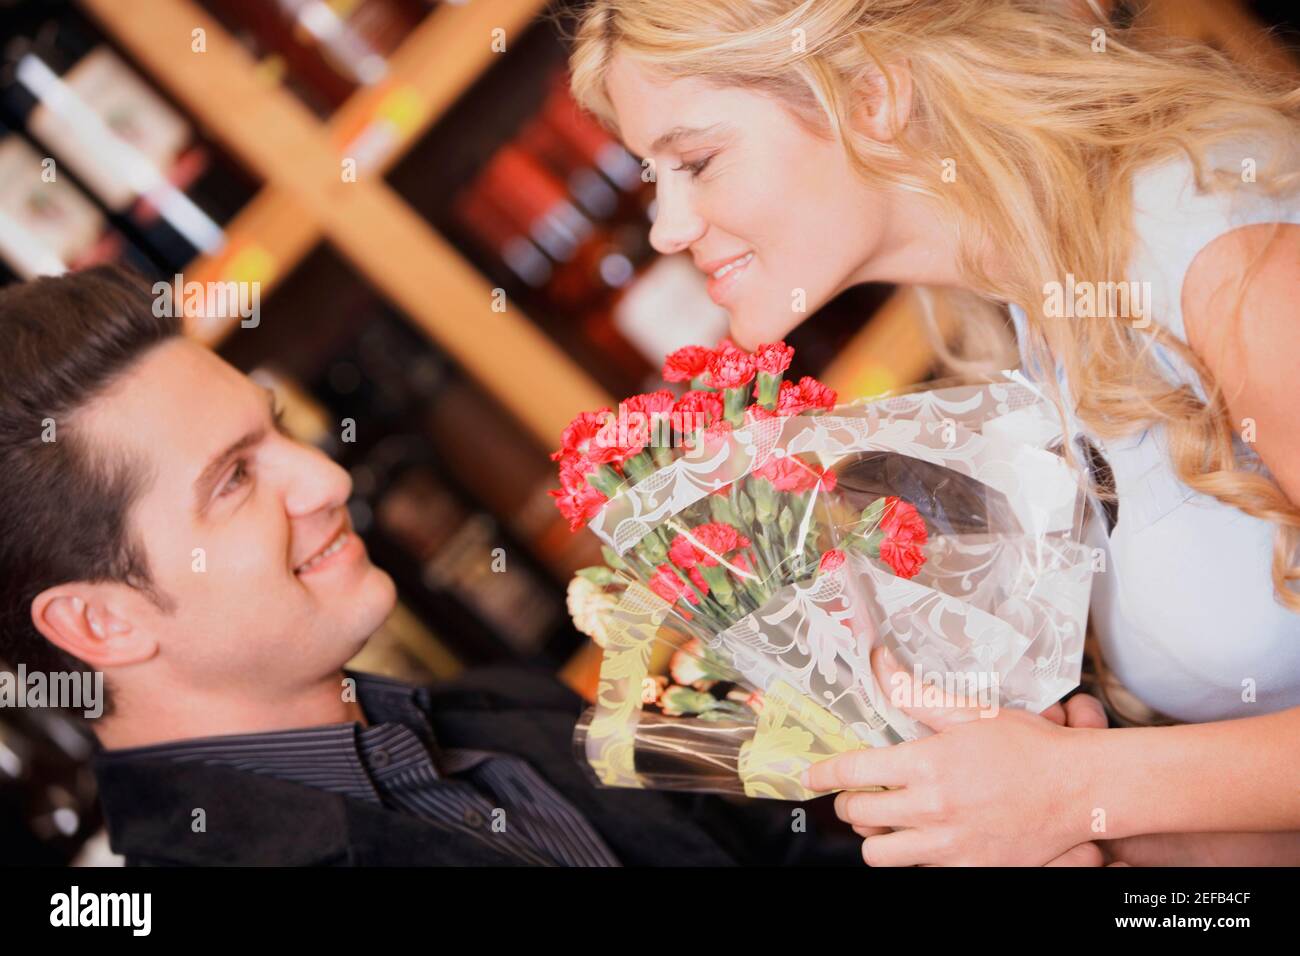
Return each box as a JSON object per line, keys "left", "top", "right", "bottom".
{"left": 80, "top": 338, "right": 396, "bottom": 698}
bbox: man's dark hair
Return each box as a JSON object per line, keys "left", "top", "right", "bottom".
{"left": 0, "top": 265, "right": 182, "bottom": 720}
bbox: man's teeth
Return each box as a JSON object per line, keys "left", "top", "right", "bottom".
{"left": 296, "top": 532, "right": 347, "bottom": 573}
{"left": 711, "top": 252, "right": 753, "bottom": 279}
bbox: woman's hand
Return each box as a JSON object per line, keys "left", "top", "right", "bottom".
{"left": 805, "top": 646, "right": 1104, "bottom": 866}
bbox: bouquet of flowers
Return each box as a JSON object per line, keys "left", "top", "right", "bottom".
{"left": 554, "top": 339, "right": 1094, "bottom": 800}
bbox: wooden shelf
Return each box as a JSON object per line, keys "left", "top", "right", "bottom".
{"left": 327, "top": 0, "right": 550, "bottom": 177}
{"left": 183, "top": 188, "right": 318, "bottom": 345}
{"left": 178, "top": 0, "right": 549, "bottom": 344}
{"left": 82, "top": 0, "right": 611, "bottom": 447}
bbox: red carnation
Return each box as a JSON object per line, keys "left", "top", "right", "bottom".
{"left": 669, "top": 522, "right": 751, "bottom": 570}
{"left": 799, "top": 377, "right": 837, "bottom": 410}
{"left": 688, "top": 418, "right": 734, "bottom": 454}
{"left": 776, "top": 376, "right": 838, "bottom": 415}
{"left": 673, "top": 390, "right": 724, "bottom": 431}
{"left": 755, "top": 456, "right": 837, "bottom": 494}
{"left": 686, "top": 565, "right": 710, "bottom": 594}
{"left": 818, "top": 549, "right": 846, "bottom": 574}
{"left": 548, "top": 479, "right": 607, "bottom": 532}
{"left": 875, "top": 496, "right": 927, "bottom": 578}
{"left": 707, "top": 342, "right": 756, "bottom": 390}
{"left": 552, "top": 408, "right": 620, "bottom": 464}
{"left": 648, "top": 564, "right": 702, "bottom": 607}
{"left": 554, "top": 452, "right": 596, "bottom": 493}
{"left": 773, "top": 381, "right": 801, "bottom": 415}
{"left": 880, "top": 496, "right": 928, "bottom": 544}
{"left": 662, "top": 345, "right": 714, "bottom": 383}
{"left": 668, "top": 533, "right": 701, "bottom": 569}
{"left": 879, "top": 537, "right": 926, "bottom": 579}
{"left": 753, "top": 341, "right": 795, "bottom": 376}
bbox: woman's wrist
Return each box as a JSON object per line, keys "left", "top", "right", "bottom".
{"left": 1064, "top": 725, "right": 1191, "bottom": 842}
{"left": 1066, "top": 708, "right": 1300, "bottom": 842}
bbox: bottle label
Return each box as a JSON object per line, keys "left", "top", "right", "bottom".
{"left": 0, "top": 135, "right": 106, "bottom": 276}
{"left": 28, "top": 47, "right": 190, "bottom": 211}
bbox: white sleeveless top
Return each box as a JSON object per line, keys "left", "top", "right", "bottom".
{"left": 1008, "top": 140, "right": 1300, "bottom": 724}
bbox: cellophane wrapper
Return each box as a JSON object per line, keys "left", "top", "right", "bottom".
{"left": 572, "top": 373, "right": 1095, "bottom": 800}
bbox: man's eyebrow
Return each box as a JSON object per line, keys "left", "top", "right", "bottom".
{"left": 192, "top": 390, "right": 276, "bottom": 513}
{"left": 646, "top": 122, "right": 730, "bottom": 155}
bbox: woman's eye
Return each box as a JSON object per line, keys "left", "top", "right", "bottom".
{"left": 673, "top": 155, "right": 713, "bottom": 179}
{"left": 219, "top": 460, "right": 250, "bottom": 497}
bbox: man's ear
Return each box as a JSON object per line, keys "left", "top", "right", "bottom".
{"left": 856, "top": 59, "right": 913, "bottom": 143}
{"left": 29, "top": 585, "right": 157, "bottom": 669}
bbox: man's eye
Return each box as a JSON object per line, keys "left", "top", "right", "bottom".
{"left": 672, "top": 155, "right": 713, "bottom": 179}
{"left": 219, "top": 460, "right": 250, "bottom": 497}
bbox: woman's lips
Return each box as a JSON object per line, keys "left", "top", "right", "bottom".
{"left": 704, "top": 251, "right": 754, "bottom": 306}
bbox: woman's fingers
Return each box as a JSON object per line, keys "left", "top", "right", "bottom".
{"left": 852, "top": 825, "right": 891, "bottom": 839}
{"left": 872, "top": 645, "right": 986, "bottom": 731}
{"left": 1041, "top": 703, "right": 1067, "bottom": 726}
{"left": 1044, "top": 842, "right": 1106, "bottom": 866}
{"left": 1064, "top": 693, "right": 1109, "bottom": 729}
{"left": 804, "top": 743, "right": 916, "bottom": 792}
{"left": 834, "top": 787, "right": 921, "bottom": 828}
{"left": 860, "top": 827, "right": 943, "bottom": 867}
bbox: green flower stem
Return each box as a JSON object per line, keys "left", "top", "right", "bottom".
{"left": 755, "top": 371, "right": 781, "bottom": 410}
{"left": 699, "top": 564, "right": 737, "bottom": 610}
{"left": 622, "top": 451, "right": 657, "bottom": 483}
{"left": 723, "top": 385, "right": 749, "bottom": 427}
{"left": 585, "top": 463, "right": 627, "bottom": 498}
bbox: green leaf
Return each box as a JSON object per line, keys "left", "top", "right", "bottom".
{"left": 575, "top": 566, "right": 615, "bottom": 586}
{"left": 709, "top": 494, "right": 738, "bottom": 526}
{"left": 600, "top": 545, "right": 629, "bottom": 570}
{"left": 661, "top": 686, "right": 719, "bottom": 715}
{"left": 737, "top": 488, "right": 757, "bottom": 523}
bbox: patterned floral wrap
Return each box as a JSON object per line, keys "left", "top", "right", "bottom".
{"left": 572, "top": 374, "right": 1095, "bottom": 799}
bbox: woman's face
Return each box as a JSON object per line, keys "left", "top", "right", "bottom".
{"left": 605, "top": 52, "right": 898, "bottom": 349}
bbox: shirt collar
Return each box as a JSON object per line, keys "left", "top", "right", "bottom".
{"left": 94, "top": 671, "right": 441, "bottom": 804}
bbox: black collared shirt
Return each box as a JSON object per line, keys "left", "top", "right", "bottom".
{"left": 95, "top": 670, "right": 620, "bottom": 867}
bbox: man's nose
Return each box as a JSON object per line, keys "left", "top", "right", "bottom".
{"left": 282, "top": 442, "right": 353, "bottom": 519}
{"left": 648, "top": 174, "right": 707, "bottom": 256}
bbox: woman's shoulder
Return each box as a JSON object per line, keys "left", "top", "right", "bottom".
{"left": 1128, "top": 136, "right": 1300, "bottom": 318}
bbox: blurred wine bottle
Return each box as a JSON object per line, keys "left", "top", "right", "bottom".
{"left": 0, "top": 0, "right": 258, "bottom": 275}
{"left": 195, "top": 0, "right": 429, "bottom": 117}
{"left": 0, "top": 122, "right": 160, "bottom": 281}
{"left": 306, "top": 312, "right": 579, "bottom": 664}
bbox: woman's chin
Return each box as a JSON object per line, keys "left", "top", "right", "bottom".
{"left": 728, "top": 311, "right": 802, "bottom": 351}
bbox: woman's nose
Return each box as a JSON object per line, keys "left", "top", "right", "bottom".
{"left": 648, "top": 176, "right": 707, "bottom": 255}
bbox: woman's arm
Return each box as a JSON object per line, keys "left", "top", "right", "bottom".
{"left": 1047, "top": 695, "right": 1300, "bottom": 866}
{"left": 1069, "top": 706, "right": 1300, "bottom": 840}
{"left": 805, "top": 648, "right": 1300, "bottom": 865}
{"left": 1101, "top": 830, "right": 1300, "bottom": 866}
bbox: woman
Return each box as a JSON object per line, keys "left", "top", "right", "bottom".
{"left": 566, "top": 0, "right": 1300, "bottom": 865}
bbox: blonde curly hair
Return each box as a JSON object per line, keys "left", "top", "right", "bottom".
{"left": 563, "top": 0, "right": 1300, "bottom": 649}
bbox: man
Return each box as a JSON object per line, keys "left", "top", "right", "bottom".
{"left": 0, "top": 265, "right": 857, "bottom": 866}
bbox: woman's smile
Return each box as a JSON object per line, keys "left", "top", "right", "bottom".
{"left": 701, "top": 250, "right": 754, "bottom": 305}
